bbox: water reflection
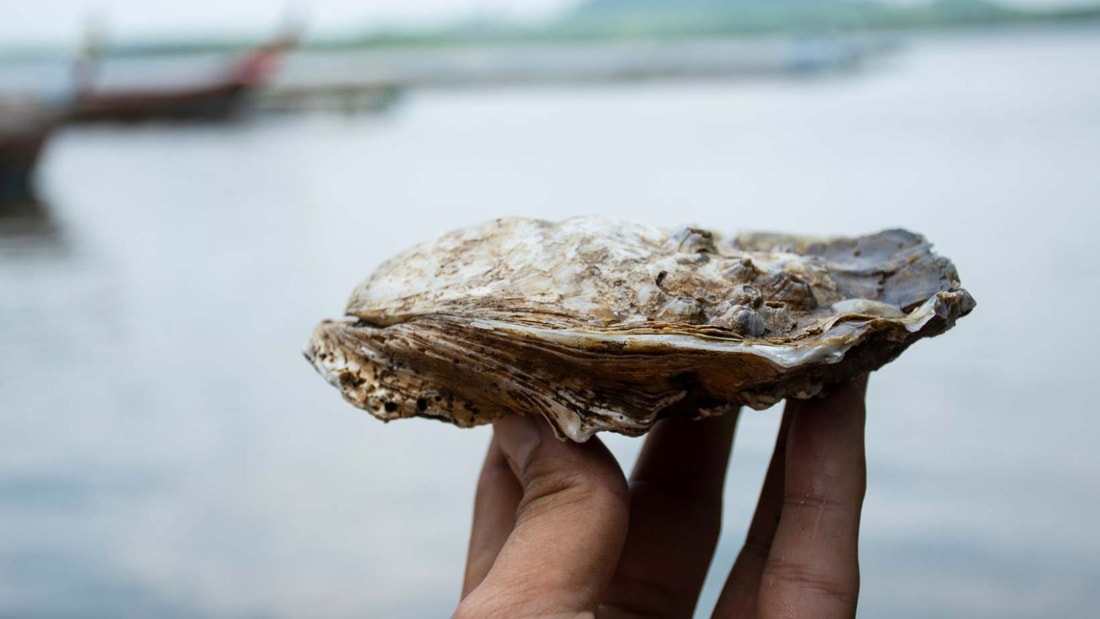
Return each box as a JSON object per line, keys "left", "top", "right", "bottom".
{"left": 0, "top": 197, "right": 67, "bottom": 249}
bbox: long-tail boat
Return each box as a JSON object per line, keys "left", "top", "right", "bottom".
{"left": 71, "top": 33, "right": 296, "bottom": 123}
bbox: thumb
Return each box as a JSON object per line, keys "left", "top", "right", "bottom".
{"left": 456, "top": 414, "right": 629, "bottom": 619}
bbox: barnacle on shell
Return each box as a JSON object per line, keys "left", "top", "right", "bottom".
{"left": 305, "top": 217, "right": 975, "bottom": 442}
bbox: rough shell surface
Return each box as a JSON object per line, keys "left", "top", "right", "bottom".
{"left": 305, "top": 217, "right": 975, "bottom": 442}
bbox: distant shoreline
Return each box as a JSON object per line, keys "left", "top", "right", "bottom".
{"left": 2, "top": 7, "right": 1099, "bottom": 63}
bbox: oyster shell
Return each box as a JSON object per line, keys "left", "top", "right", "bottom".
{"left": 305, "top": 217, "right": 974, "bottom": 442}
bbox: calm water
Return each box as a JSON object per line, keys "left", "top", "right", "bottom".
{"left": 2, "top": 29, "right": 1099, "bottom": 618}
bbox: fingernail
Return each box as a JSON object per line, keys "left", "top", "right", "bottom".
{"left": 494, "top": 415, "right": 542, "bottom": 476}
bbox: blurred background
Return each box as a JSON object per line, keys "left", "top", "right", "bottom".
{"left": 2, "top": 1, "right": 1099, "bottom": 617}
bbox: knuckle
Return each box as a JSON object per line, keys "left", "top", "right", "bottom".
{"left": 782, "top": 488, "right": 859, "bottom": 515}
{"left": 763, "top": 558, "right": 859, "bottom": 606}
{"left": 517, "top": 467, "right": 627, "bottom": 521}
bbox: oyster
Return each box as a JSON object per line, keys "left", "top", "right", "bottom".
{"left": 305, "top": 217, "right": 974, "bottom": 442}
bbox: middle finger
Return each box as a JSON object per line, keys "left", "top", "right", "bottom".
{"left": 601, "top": 409, "right": 740, "bottom": 618}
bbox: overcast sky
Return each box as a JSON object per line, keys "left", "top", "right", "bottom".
{"left": 0, "top": 0, "right": 581, "bottom": 46}
{"left": 0, "top": 0, "right": 1088, "bottom": 47}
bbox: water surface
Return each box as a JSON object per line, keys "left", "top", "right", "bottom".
{"left": 2, "top": 28, "right": 1099, "bottom": 618}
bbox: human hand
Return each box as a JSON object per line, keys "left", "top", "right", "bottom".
{"left": 456, "top": 378, "right": 868, "bottom": 619}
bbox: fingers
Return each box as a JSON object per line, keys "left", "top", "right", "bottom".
{"left": 456, "top": 414, "right": 629, "bottom": 619}
{"left": 757, "top": 378, "right": 868, "bottom": 619}
{"left": 601, "top": 411, "right": 740, "bottom": 618}
{"left": 462, "top": 436, "right": 522, "bottom": 598}
{"left": 712, "top": 409, "right": 792, "bottom": 618}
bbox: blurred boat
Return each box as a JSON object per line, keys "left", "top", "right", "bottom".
{"left": 71, "top": 34, "right": 296, "bottom": 123}
{"left": 0, "top": 99, "right": 57, "bottom": 204}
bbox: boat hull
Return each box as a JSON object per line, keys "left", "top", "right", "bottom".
{"left": 72, "top": 82, "right": 249, "bottom": 123}
{"left": 0, "top": 125, "right": 50, "bottom": 204}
